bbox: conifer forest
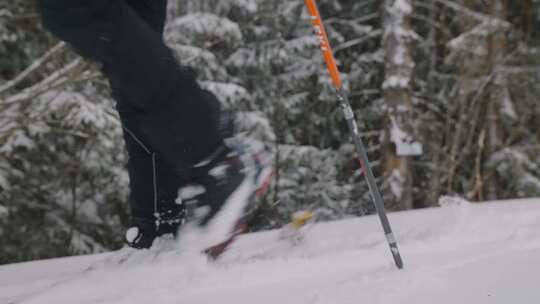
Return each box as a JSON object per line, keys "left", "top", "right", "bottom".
{"left": 1, "top": 0, "right": 539, "bottom": 264}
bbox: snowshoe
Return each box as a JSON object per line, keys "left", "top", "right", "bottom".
{"left": 181, "top": 142, "right": 273, "bottom": 259}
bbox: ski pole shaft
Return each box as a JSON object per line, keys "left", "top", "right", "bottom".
{"left": 304, "top": 0, "right": 404, "bottom": 270}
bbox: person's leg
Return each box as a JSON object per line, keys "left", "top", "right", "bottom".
{"left": 125, "top": 0, "right": 167, "bottom": 34}
{"left": 114, "top": 0, "right": 186, "bottom": 237}
{"left": 39, "top": 0, "right": 226, "bottom": 226}
{"left": 39, "top": 0, "right": 225, "bottom": 173}
{"left": 119, "top": 102, "right": 186, "bottom": 242}
{"left": 38, "top": 0, "right": 261, "bottom": 251}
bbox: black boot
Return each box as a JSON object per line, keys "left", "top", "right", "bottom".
{"left": 122, "top": 108, "right": 248, "bottom": 250}
{"left": 121, "top": 109, "right": 187, "bottom": 250}
{"left": 124, "top": 219, "right": 156, "bottom": 250}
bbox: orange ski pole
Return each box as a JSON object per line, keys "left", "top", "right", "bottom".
{"left": 304, "top": 0, "right": 404, "bottom": 270}
{"left": 304, "top": 0, "right": 342, "bottom": 89}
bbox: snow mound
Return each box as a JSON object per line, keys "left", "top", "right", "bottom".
{"left": 1, "top": 198, "right": 540, "bottom": 304}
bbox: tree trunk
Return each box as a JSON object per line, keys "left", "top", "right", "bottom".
{"left": 483, "top": 0, "right": 508, "bottom": 200}
{"left": 426, "top": 1, "right": 443, "bottom": 206}
{"left": 382, "top": 0, "right": 420, "bottom": 210}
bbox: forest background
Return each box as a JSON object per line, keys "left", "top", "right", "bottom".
{"left": 1, "top": 0, "right": 539, "bottom": 264}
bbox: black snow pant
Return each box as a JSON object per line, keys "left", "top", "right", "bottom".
{"left": 39, "top": 0, "right": 226, "bottom": 226}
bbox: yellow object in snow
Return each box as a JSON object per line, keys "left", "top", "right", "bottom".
{"left": 291, "top": 211, "right": 314, "bottom": 230}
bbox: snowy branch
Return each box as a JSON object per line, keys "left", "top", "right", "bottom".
{"left": 0, "top": 42, "right": 66, "bottom": 95}
{"left": 3, "top": 59, "right": 83, "bottom": 105}
{"left": 334, "top": 29, "right": 383, "bottom": 53}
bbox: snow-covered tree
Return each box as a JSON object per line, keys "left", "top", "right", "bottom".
{"left": 0, "top": 3, "right": 128, "bottom": 263}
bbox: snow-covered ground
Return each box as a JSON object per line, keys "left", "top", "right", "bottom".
{"left": 2, "top": 198, "right": 540, "bottom": 304}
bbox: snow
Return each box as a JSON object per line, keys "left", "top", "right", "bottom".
{"left": 2, "top": 198, "right": 540, "bottom": 304}
{"left": 229, "top": 0, "right": 258, "bottom": 14}
{"left": 389, "top": 117, "right": 423, "bottom": 156}
{"left": 488, "top": 148, "right": 540, "bottom": 195}
{"left": 199, "top": 81, "right": 251, "bottom": 107}
{"left": 500, "top": 87, "right": 517, "bottom": 120}
{"left": 0, "top": 129, "right": 35, "bottom": 153}
{"left": 382, "top": 75, "right": 410, "bottom": 89}
{"left": 0, "top": 205, "right": 7, "bottom": 218}
{"left": 391, "top": 0, "right": 412, "bottom": 15}
{"left": 168, "top": 13, "right": 243, "bottom": 46}
{"left": 389, "top": 169, "right": 405, "bottom": 199}
{"left": 448, "top": 19, "right": 509, "bottom": 57}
